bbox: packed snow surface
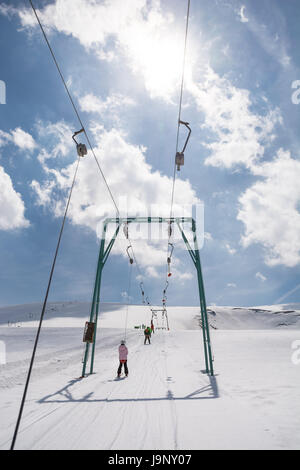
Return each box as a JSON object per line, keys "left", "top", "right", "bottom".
{"left": 0, "top": 302, "right": 299, "bottom": 450}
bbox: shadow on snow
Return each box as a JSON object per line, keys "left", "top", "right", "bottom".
{"left": 38, "top": 373, "right": 219, "bottom": 405}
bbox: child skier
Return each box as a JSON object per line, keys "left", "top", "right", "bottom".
{"left": 117, "top": 340, "right": 128, "bottom": 377}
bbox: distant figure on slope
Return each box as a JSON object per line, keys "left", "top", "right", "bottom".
{"left": 144, "top": 326, "right": 151, "bottom": 344}
{"left": 150, "top": 320, "right": 154, "bottom": 334}
{"left": 117, "top": 340, "right": 128, "bottom": 377}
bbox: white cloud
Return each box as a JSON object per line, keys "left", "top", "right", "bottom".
{"left": 30, "top": 179, "right": 56, "bottom": 207}
{"left": 8, "top": 0, "right": 191, "bottom": 101}
{"left": 79, "top": 93, "right": 136, "bottom": 126}
{"left": 188, "top": 66, "right": 281, "bottom": 170}
{"left": 31, "top": 121, "right": 200, "bottom": 272}
{"left": 204, "top": 232, "right": 213, "bottom": 241}
{"left": 188, "top": 65, "right": 298, "bottom": 269}
{"left": 79, "top": 93, "right": 135, "bottom": 115}
{"left": 238, "top": 149, "right": 300, "bottom": 267}
{"left": 0, "top": 166, "right": 29, "bottom": 230}
{"left": 0, "top": 130, "right": 10, "bottom": 147}
{"left": 4, "top": 0, "right": 294, "bottom": 272}
{"left": 10, "top": 127, "right": 36, "bottom": 151}
{"left": 173, "top": 268, "right": 193, "bottom": 282}
{"left": 0, "top": 127, "right": 33, "bottom": 230}
{"left": 146, "top": 266, "right": 160, "bottom": 278}
{"left": 0, "top": 127, "right": 36, "bottom": 152}
{"left": 249, "top": 22, "right": 291, "bottom": 69}
{"left": 235, "top": 4, "right": 291, "bottom": 68}
{"left": 35, "top": 120, "right": 74, "bottom": 164}
{"left": 256, "top": 272, "right": 267, "bottom": 282}
{"left": 227, "top": 283, "right": 237, "bottom": 288}
{"left": 187, "top": 66, "right": 296, "bottom": 269}
{"left": 225, "top": 243, "right": 236, "bottom": 255}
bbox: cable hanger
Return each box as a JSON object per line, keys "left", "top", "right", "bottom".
{"left": 126, "top": 245, "right": 134, "bottom": 265}
{"left": 175, "top": 120, "right": 192, "bottom": 171}
{"left": 72, "top": 129, "right": 87, "bottom": 157}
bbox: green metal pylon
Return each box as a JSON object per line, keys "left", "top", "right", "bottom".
{"left": 81, "top": 217, "right": 214, "bottom": 377}
{"left": 81, "top": 221, "right": 120, "bottom": 377}
{"left": 176, "top": 219, "right": 214, "bottom": 375}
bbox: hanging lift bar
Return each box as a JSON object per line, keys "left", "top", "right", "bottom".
{"left": 151, "top": 307, "right": 170, "bottom": 331}
{"left": 123, "top": 222, "right": 129, "bottom": 239}
{"left": 162, "top": 280, "right": 169, "bottom": 307}
{"left": 163, "top": 281, "right": 169, "bottom": 296}
{"left": 167, "top": 243, "right": 174, "bottom": 277}
{"left": 139, "top": 282, "right": 145, "bottom": 304}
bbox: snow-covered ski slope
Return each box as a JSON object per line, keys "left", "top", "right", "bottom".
{"left": 0, "top": 302, "right": 300, "bottom": 450}
{"left": 1, "top": 301, "right": 300, "bottom": 329}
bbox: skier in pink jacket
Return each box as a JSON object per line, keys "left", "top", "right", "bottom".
{"left": 117, "top": 340, "right": 128, "bottom": 377}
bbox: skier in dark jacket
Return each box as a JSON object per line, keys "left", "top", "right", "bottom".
{"left": 144, "top": 326, "right": 151, "bottom": 344}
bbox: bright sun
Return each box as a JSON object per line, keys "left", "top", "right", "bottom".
{"left": 124, "top": 25, "right": 194, "bottom": 101}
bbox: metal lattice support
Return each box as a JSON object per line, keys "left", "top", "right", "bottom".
{"left": 81, "top": 217, "right": 214, "bottom": 377}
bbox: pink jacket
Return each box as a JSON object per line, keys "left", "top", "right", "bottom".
{"left": 119, "top": 344, "right": 128, "bottom": 361}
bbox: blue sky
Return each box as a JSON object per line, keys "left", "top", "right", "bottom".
{"left": 0, "top": 0, "right": 300, "bottom": 308}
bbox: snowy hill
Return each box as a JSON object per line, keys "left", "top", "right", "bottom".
{"left": 0, "top": 301, "right": 299, "bottom": 450}
{"left": 207, "top": 304, "right": 300, "bottom": 330}
{"left": 1, "top": 301, "right": 300, "bottom": 330}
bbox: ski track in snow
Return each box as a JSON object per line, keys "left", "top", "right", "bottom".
{"left": 0, "top": 303, "right": 300, "bottom": 450}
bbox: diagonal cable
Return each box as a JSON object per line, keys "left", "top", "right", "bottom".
{"left": 10, "top": 155, "right": 81, "bottom": 450}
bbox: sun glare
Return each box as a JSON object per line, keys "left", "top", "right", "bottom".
{"left": 125, "top": 26, "right": 194, "bottom": 101}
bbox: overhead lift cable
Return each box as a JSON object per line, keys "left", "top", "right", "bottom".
{"left": 29, "top": 0, "right": 119, "bottom": 217}
{"left": 162, "top": 0, "right": 191, "bottom": 307}
{"left": 10, "top": 143, "right": 83, "bottom": 450}
{"left": 169, "top": 0, "right": 191, "bottom": 214}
